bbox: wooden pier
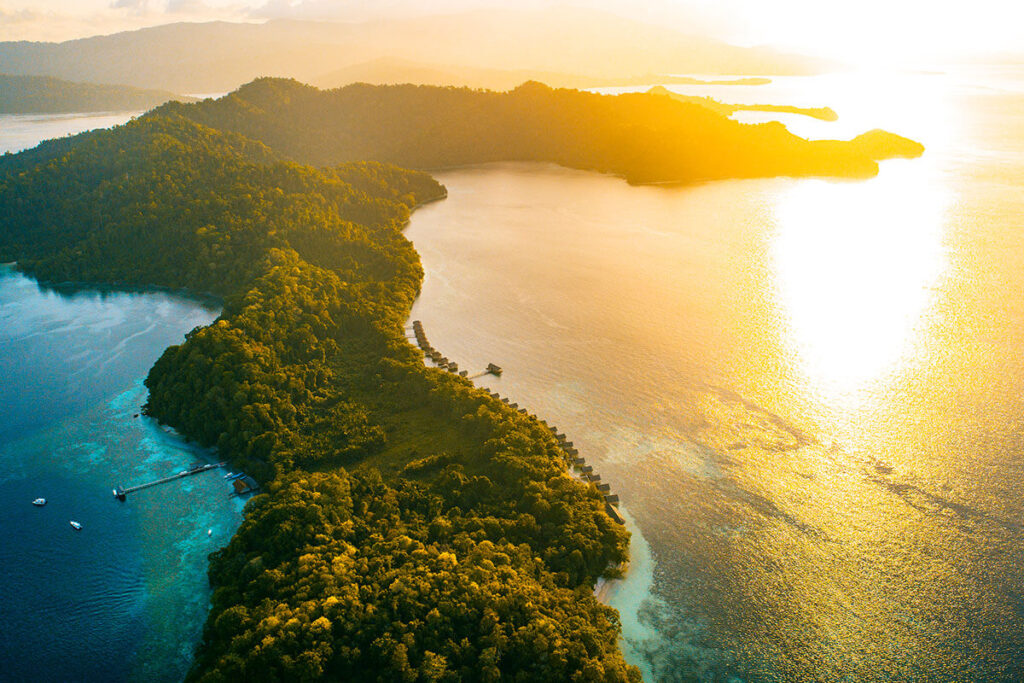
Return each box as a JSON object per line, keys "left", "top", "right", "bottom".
{"left": 115, "top": 462, "right": 224, "bottom": 499}
{"left": 407, "top": 319, "right": 625, "bottom": 525}
{"left": 409, "top": 320, "right": 503, "bottom": 379}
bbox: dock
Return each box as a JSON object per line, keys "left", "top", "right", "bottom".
{"left": 408, "top": 320, "right": 503, "bottom": 379}
{"left": 114, "top": 462, "right": 224, "bottom": 499}
{"left": 405, "top": 319, "right": 625, "bottom": 525}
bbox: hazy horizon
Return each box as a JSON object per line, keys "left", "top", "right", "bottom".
{"left": 2, "top": 0, "right": 1021, "bottom": 68}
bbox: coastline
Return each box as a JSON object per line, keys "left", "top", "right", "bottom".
{"left": 0, "top": 271, "right": 237, "bottom": 681}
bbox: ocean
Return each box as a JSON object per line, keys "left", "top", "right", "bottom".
{"left": 404, "top": 67, "right": 1024, "bottom": 680}
{"left": 0, "top": 263, "right": 242, "bottom": 680}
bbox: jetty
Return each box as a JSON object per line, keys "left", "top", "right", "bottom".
{"left": 409, "top": 320, "right": 504, "bottom": 379}
{"left": 406, "top": 319, "right": 625, "bottom": 525}
{"left": 114, "top": 462, "right": 224, "bottom": 500}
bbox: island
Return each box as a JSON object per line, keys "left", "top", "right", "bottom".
{"left": 165, "top": 78, "right": 922, "bottom": 184}
{"left": 0, "top": 74, "right": 195, "bottom": 114}
{"left": 314, "top": 58, "right": 775, "bottom": 92}
{"left": 646, "top": 84, "right": 839, "bottom": 121}
{"left": 0, "top": 78, "right": 922, "bottom": 680}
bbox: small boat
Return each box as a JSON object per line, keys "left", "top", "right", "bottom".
{"left": 69, "top": 521, "right": 82, "bottom": 530}
{"left": 207, "top": 529, "right": 213, "bottom": 537}
{"left": 113, "top": 487, "right": 126, "bottom": 501}
{"left": 223, "top": 472, "right": 235, "bottom": 479}
{"left": 32, "top": 498, "right": 46, "bottom": 506}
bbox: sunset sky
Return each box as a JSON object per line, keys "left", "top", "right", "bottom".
{"left": 0, "top": 0, "right": 1020, "bottom": 66}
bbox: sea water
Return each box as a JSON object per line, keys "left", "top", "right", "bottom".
{"left": 0, "top": 268, "right": 243, "bottom": 681}
{"left": 406, "top": 67, "right": 1024, "bottom": 680}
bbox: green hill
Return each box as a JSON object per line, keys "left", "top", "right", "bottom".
{"left": 0, "top": 73, "right": 194, "bottom": 114}
{"left": 164, "top": 77, "right": 922, "bottom": 184}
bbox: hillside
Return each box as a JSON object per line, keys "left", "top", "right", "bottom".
{"left": 163, "top": 78, "right": 923, "bottom": 184}
{"left": 0, "top": 8, "right": 830, "bottom": 92}
{"left": 0, "top": 73, "right": 194, "bottom": 114}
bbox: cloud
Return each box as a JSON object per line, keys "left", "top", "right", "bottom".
{"left": 0, "top": 6, "right": 43, "bottom": 24}
{"left": 109, "top": 0, "right": 152, "bottom": 11}
{"left": 165, "top": 0, "right": 212, "bottom": 13}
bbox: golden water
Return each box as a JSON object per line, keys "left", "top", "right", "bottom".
{"left": 407, "top": 67, "right": 1024, "bottom": 680}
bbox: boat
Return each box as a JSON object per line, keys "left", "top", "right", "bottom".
{"left": 223, "top": 472, "right": 235, "bottom": 479}
{"left": 113, "top": 486, "right": 126, "bottom": 501}
{"left": 69, "top": 521, "right": 82, "bottom": 530}
{"left": 207, "top": 528, "right": 213, "bottom": 537}
{"left": 32, "top": 498, "right": 46, "bottom": 506}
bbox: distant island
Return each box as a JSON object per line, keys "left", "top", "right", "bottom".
{"left": 647, "top": 84, "right": 838, "bottom": 121}
{"left": 315, "top": 57, "right": 774, "bottom": 91}
{"left": 167, "top": 78, "right": 922, "bottom": 184}
{"left": 0, "top": 74, "right": 194, "bottom": 114}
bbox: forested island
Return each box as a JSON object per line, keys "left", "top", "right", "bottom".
{"left": 0, "top": 74, "right": 194, "bottom": 114}
{"left": 646, "top": 85, "right": 839, "bottom": 121}
{"left": 0, "top": 78, "right": 922, "bottom": 680}
{"left": 164, "top": 78, "right": 922, "bottom": 183}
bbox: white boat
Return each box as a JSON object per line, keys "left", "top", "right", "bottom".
{"left": 69, "top": 521, "right": 82, "bottom": 530}
{"left": 207, "top": 528, "right": 213, "bottom": 536}
{"left": 32, "top": 498, "right": 46, "bottom": 506}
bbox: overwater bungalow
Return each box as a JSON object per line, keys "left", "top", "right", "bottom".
{"left": 231, "top": 475, "right": 260, "bottom": 495}
{"left": 605, "top": 502, "right": 625, "bottom": 524}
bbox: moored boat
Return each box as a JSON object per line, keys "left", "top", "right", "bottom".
{"left": 32, "top": 498, "right": 46, "bottom": 506}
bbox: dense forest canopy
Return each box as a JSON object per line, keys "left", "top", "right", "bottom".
{"left": 160, "top": 77, "right": 923, "bottom": 184}
{"left": 0, "top": 111, "right": 635, "bottom": 681}
{"left": 0, "top": 73, "right": 194, "bottom": 114}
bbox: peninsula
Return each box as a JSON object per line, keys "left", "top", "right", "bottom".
{"left": 0, "top": 79, "right": 921, "bottom": 680}
{"left": 647, "top": 84, "right": 839, "bottom": 121}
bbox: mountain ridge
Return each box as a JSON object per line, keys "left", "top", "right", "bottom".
{"left": 0, "top": 8, "right": 832, "bottom": 92}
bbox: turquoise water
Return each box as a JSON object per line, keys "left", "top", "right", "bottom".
{"left": 0, "top": 267, "right": 243, "bottom": 681}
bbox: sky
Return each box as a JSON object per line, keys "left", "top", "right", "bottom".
{"left": 0, "top": 0, "right": 1020, "bottom": 66}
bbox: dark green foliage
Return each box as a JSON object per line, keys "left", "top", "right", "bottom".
{"left": 0, "top": 110, "right": 635, "bottom": 680}
{"left": 160, "top": 77, "right": 922, "bottom": 184}
{"left": 195, "top": 471, "right": 635, "bottom": 682}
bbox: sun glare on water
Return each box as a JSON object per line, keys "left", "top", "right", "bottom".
{"left": 771, "top": 161, "right": 950, "bottom": 400}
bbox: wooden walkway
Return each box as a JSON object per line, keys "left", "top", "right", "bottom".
{"left": 118, "top": 462, "right": 224, "bottom": 497}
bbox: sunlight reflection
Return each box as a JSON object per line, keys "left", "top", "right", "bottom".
{"left": 771, "top": 162, "right": 949, "bottom": 397}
